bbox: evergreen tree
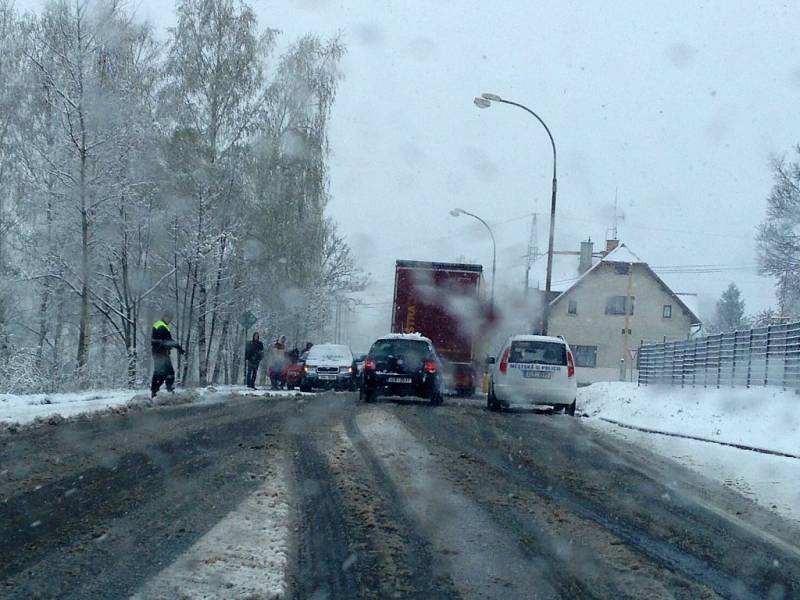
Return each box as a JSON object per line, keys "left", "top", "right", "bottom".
{"left": 714, "top": 283, "right": 748, "bottom": 332}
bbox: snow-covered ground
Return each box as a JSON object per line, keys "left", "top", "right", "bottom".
{"left": 0, "top": 389, "right": 141, "bottom": 425}
{"left": 132, "top": 454, "right": 291, "bottom": 600}
{"left": 0, "top": 385, "right": 310, "bottom": 426}
{"left": 579, "top": 382, "right": 800, "bottom": 525}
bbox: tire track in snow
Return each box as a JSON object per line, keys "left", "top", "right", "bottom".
{"left": 355, "top": 407, "right": 561, "bottom": 600}
{"left": 130, "top": 455, "right": 291, "bottom": 600}
{"left": 333, "top": 419, "right": 461, "bottom": 598}
{"left": 403, "top": 406, "right": 795, "bottom": 600}
{"left": 289, "top": 433, "right": 360, "bottom": 599}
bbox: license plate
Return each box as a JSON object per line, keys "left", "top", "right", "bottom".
{"left": 387, "top": 377, "right": 412, "bottom": 384}
{"left": 524, "top": 370, "right": 552, "bottom": 379}
{"left": 319, "top": 374, "right": 336, "bottom": 380}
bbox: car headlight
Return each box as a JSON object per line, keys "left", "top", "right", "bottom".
{"left": 305, "top": 366, "right": 315, "bottom": 374}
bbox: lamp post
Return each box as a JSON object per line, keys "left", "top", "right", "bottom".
{"left": 450, "top": 208, "right": 496, "bottom": 311}
{"left": 474, "top": 92, "right": 557, "bottom": 334}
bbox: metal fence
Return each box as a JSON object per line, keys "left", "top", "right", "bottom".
{"left": 638, "top": 321, "right": 800, "bottom": 389}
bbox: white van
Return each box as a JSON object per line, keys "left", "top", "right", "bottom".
{"left": 487, "top": 335, "right": 577, "bottom": 415}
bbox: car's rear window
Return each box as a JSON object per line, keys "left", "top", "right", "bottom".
{"left": 508, "top": 341, "right": 567, "bottom": 366}
{"left": 371, "top": 339, "right": 430, "bottom": 361}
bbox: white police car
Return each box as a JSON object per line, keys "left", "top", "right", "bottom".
{"left": 487, "top": 334, "right": 577, "bottom": 415}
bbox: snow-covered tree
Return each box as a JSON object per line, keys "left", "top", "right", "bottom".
{"left": 23, "top": 1, "right": 163, "bottom": 382}
{"left": 159, "top": 0, "right": 277, "bottom": 385}
{"left": 757, "top": 147, "right": 800, "bottom": 317}
{"left": 0, "top": 2, "right": 31, "bottom": 353}
{"left": 0, "top": 0, "right": 359, "bottom": 393}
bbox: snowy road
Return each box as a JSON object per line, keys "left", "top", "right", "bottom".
{"left": 1, "top": 392, "right": 799, "bottom": 599}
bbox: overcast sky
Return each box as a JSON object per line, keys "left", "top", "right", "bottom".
{"left": 18, "top": 0, "right": 800, "bottom": 348}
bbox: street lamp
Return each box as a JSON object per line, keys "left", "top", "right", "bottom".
{"left": 474, "top": 92, "right": 558, "bottom": 335}
{"left": 450, "top": 208, "right": 496, "bottom": 311}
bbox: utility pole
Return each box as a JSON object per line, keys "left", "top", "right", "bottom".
{"left": 333, "top": 297, "right": 341, "bottom": 343}
{"left": 474, "top": 93, "right": 557, "bottom": 334}
{"left": 622, "top": 262, "right": 634, "bottom": 381}
{"left": 524, "top": 213, "right": 539, "bottom": 297}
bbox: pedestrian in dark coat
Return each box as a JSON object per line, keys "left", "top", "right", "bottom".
{"left": 287, "top": 347, "right": 300, "bottom": 364}
{"left": 244, "top": 332, "right": 265, "bottom": 389}
{"left": 151, "top": 312, "right": 185, "bottom": 398}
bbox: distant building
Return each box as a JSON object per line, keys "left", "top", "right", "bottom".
{"left": 547, "top": 239, "right": 701, "bottom": 384}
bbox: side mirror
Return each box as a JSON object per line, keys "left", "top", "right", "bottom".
{"left": 487, "top": 356, "right": 496, "bottom": 365}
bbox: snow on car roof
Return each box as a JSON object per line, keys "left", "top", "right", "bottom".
{"left": 311, "top": 343, "right": 350, "bottom": 350}
{"left": 376, "top": 333, "right": 433, "bottom": 343}
{"left": 508, "top": 334, "right": 568, "bottom": 344}
{"left": 307, "top": 343, "right": 352, "bottom": 358}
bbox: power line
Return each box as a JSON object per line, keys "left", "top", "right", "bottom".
{"left": 561, "top": 214, "right": 744, "bottom": 239}
{"left": 377, "top": 211, "right": 536, "bottom": 256}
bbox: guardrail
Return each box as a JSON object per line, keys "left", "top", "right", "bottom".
{"left": 638, "top": 321, "right": 800, "bottom": 389}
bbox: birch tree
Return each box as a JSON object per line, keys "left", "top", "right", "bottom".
{"left": 0, "top": 0, "right": 360, "bottom": 392}
{"left": 26, "top": 0, "right": 137, "bottom": 380}
{"left": 0, "top": 2, "right": 30, "bottom": 352}
{"left": 756, "top": 148, "right": 800, "bottom": 317}
{"left": 161, "top": 0, "right": 276, "bottom": 384}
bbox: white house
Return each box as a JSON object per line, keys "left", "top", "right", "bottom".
{"left": 547, "top": 239, "right": 701, "bottom": 384}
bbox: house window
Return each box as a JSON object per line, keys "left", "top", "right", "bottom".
{"left": 614, "top": 263, "right": 630, "bottom": 275}
{"left": 572, "top": 345, "right": 597, "bottom": 368}
{"left": 605, "top": 295, "right": 634, "bottom": 315}
{"left": 567, "top": 299, "right": 577, "bottom": 315}
{"left": 663, "top": 304, "right": 672, "bottom": 319}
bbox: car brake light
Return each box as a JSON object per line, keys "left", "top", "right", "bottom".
{"left": 423, "top": 360, "right": 437, "bottom": 373}
{"left": 567, "top": 351, "right": 575, "bottom": 378}
{"left": 499, "top": 347, "right": 510, "bottom": 374}
{"left": 364, "top": 358, "right": 376, "bottom": 370}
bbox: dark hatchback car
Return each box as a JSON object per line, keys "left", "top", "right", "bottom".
{"left": 360, "top": 334, "right": 444, "bottom": 405}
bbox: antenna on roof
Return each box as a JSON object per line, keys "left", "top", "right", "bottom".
{"left": 523, "top": 213, "right": 540, "bottom": 297}
{"left": 606, "top": 187, "right": 625, "bottom": 242}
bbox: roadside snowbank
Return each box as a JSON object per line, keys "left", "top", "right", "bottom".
{"left": 0, "top": 389, "right": 140, "bottom": 425}
{"left": 0, "top": 385, "right": 309, "bottom": 426}
{"left": 579, "top": 382, "right": 800, "bottom": 524}
{"left": 579, "top": 382, "right": 799, "bottom": 456}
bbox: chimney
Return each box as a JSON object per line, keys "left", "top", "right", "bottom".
{"left": 606, "top": 238, "right": 619, "bottom": 254}
{"left": 579, "top": 239, "right": 593, "bottom": 274}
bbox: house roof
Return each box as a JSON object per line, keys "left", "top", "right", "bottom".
{"left": 601, "top": 244, "right": 642, "bottom": 264}
{"left": 549, "top": 243, "right": 701, "bottom": 325}
{"left": 676, "top": 293, "right": 699, "bottom": 319}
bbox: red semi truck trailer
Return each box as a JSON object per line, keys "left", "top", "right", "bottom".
{"left": 392, "top": 260, "right": 486, "bottom": 396}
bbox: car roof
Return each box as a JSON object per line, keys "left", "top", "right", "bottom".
{"left": 507, "top": 334, "right": 568, "bottom": 345}
{"left": 311, "top": 343, "right": 351, "bottom": 350}
{"left": 374, "top": 333, "right": 433, "bottom": 344}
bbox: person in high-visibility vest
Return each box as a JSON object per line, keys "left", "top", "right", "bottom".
{"left": 151, "top": 312, "right": 185, "bottom": 398}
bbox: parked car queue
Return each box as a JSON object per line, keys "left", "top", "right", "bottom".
{"left": 262, "top": 333, "right": 578, "bottom": 416}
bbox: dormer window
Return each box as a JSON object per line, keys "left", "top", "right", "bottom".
{"left": 614, "top": 263, "right": 630, "bottom": 275}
